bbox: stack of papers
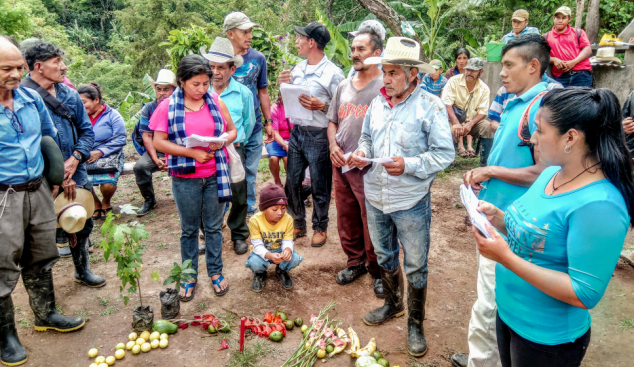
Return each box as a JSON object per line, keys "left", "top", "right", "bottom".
{"left": 341, "top": 152, "right": 395, "bottom": 174}
{"left": 459, "top": 184, "right": 492, "bottom": 238}
{"left": 279, "top": 84, "right": 312, "bottom": 120}
{"left": 183, "top": 133, "right": 228, "bottom": 149}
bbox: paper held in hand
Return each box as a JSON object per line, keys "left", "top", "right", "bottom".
{"left": 279, "top": 84, "right": 313, "bottom": 120}
{"left": 184, "top": 133, "right": 229, "bottom": 149}
{"left": 459, "top": 184, "right": 493, "bottom": 239}
{"left": 341, "top": 152, "right": 395, "bottom": 174}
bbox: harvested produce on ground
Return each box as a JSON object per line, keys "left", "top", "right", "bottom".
{"left": 126, "top": 341, "right": 135, "bottom": 350}
{"left": 88, "top": 348, "right": 99, "bottom": 358}
{"left": 115, "top": 342, "right": 125, "bottom": 350}
{"left": 300, "top": 325, "right": 308, "bottom": 333}
{"left": 285, "top": 320, "right": 294, "bottom": 330}
{"left": 115, "top": 349, "right": 125, "bottom": 359}
{"left": 135, "top": 338, "right": 145, "bottom": 346}
{"left": 243, "top": 312, "right": 287, "bottom": 339}
{"left": 218, "top": 338, "right": 229, "bottom": 351}
{"left": 160, "top": 333, "right": 168, "bottom": 340}
{"left": 294, "top": 317, "right": 303, "bottom": 327}
{"left": 275, "top": 311, "right": 288, "bottom": 321}
{"left": 141, "top": 342, "right": 151, "bottom": 352}
{"left": 128, "top": 332, "right": 137, "bottom": 341}
{"left": 347, "top": 335, "right": 376, "bottom": 358}
{"left": 152, "top": 319, "right": 178, "bottom": 334}
{"left": 151, "top": 339, "right": 160, "bottom": 349}
{"left": 171, "top": 313, "right": 229, "bottom": 333}
{"left": 105, "top": 356, "right": 115, "bottom": 365}
{"left": 269, "top": 330, "right": 283, "bottom": 342}
{"left": 132, "top": 345, "right": 141, "bottom": 355}
{"left": 95, "top": 356, "right": 105, "bottom": 364}
{"left": 159, "top": 339, "right": 169, "bottom": 348}
{"left": 377, "top": 357, "right": 389, "bottom": 367}
{"left": 149, "top": 331, "right": 160, "bottom": 341}
{"left": 140, "top": 330, "right": 151, "bottom": 341}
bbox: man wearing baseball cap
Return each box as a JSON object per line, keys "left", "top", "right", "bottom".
{"left": 502, "top": 9, "right": 540, "bottom": 44}
{"left": 419, "top": 59, "right": 447, "bottom": 97}
{"left": 224, "top": 12, "right": 273, "bottom": 219}
{"left": 544, "top": 6, "right": 593, "bottom": 87}
{"left": 442, "top": 57, "right": 494, "bottom": 165}
{"left": 278, "top": 22, "right": 345, "bottom": 248}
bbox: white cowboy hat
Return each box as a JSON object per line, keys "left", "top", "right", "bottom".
{"left": 54, "top": 189, "right": 95, "bottom": 233}
{"left": 149, "top": 69, "right": 177, "bottom": 88}
{"left": 364, "top": 37, "right": 435, "bottom": 74}
{"left": 590, "top": 47, "right": 622, "bottom": 64}
{"left": 200, "top": 37, "right": 244, "bottom": 68}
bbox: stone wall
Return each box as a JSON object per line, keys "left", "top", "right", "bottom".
{"left": 481, "top": 62, "right": 634, "bottom": 105}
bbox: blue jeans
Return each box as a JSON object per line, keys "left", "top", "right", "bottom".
{"left": 172, "top": 175, "right": 226, "bottom": 278}
{"left": 244, "top": 248, "right": 303, "bottom": 273}
{"left": 365, "top": 194, "right": 431, "bottom": 289}
{"left": 555, "top": 70, "right": 592, "bottom": 88}
{"left": 245, "top": 128, "right": 264, "bottom": 215}
{"left": 285, "top": 126, "right": 332, "bottom": 231}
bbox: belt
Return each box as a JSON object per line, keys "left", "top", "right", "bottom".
{"left": 0, "top": 176, "right": 43, "bottom": 192}
{"left": 560, "top": 70, "right": 592, "bottom": 76}
{"left": 296, "top": 125, "right": 326, "bottom": 132}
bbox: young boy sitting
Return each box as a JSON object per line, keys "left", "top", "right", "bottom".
{"left": 245, "top": 185, "right": 303, "bottom": 292}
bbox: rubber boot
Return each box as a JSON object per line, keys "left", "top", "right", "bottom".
{"left": 478, "top": 138, "right": 494, "bottom": 167}
{"left": 136, "top": 183, "right": 157, "bottom": 216}
{"left": 363, "top": 266, "right": 405, "bottom": 325}
{"left": 22, "top": 270, "right": 85, "bottom": 332}
{"left": 0, "top": 296, "right": 27, "bottom": 366}
{"left": 70, "top": 237, "right": 106, "bottom": 288}
{"left": 407, "top": 283, "right": 428, "bottom": 357}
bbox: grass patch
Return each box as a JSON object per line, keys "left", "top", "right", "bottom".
{"left": 13, "top": 306, "right": 22, "bottom": 314}
{"left": 197, "top": 301, "right": 207, "bottom": 312}
{"left": 226, "top": 340, "right": 272, "bottom": 367}
{"left": 437, "top": 154, "right": 481, "bottom": 179}
{"left": 18, "top": 318, "right": 31, "bottom": 328}
{"left": 90, "top": 254, "right": 106, "bottom": 264}
{"left": 99, "top": 306, "right": 119, "bottom": 316}
{"left": 620, "top": 318, "right": 634, "bottom": 330}
{"left": 157, "top": 243, "right": 168, "bottom": 250}
{"left": 56, "top": 306, "right": 65, "bottom": 315}
{"left": 73, "top": 309, "right": 93, "bottom": 321}
{"left": 97, "top": 296, "right": 110, "bottom": 307}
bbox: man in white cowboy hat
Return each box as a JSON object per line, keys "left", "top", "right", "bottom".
{"left": 22, "top": 40, "right": 106, "bottom": 288}
{"left": 349, "top": 36, "right": 455, "bottom": 358}
{"left": 224, "top": 12, "right": 274, "bottom": 218}
{"left": 278, "top": 21, "right": 345, "bottom": 247}
{"left": 201, "top": 37, "right": 256, "bottom": 255}
{"left": 0, "top": 37, "right": 86, "bottom": 366}
{"left": 132, "top": 68, "right": 177, "bottom": 216}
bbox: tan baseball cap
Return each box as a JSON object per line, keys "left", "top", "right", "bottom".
{"left": 554, "top": 6, "right": 572, "bottom": 17}
{"left": 512, "top": 9, "right": 529, "bottom": 22}
{"left": 429, "top": 59, "right": 443, "bottom": 70}
{"left": 224, "top": 12, "right": 260, "bottom": 32}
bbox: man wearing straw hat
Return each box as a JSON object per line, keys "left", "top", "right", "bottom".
{"left": 349, "top": 37, "right": 455, "bottom": 357}
{"left": 202, "top": 37, "right": 256, "bottom": 255}
{"left": 132, "top": 68, "right": 177, "bottom": 216}
{"left": 0, "top": 37, "right": 86, "bottom": 366}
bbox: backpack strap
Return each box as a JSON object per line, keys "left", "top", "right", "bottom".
{"left": 517, "top": 91, "right": 548, "bottom": 164}
{"left": 21, "top": 78, "right": 75, "bottom": 123}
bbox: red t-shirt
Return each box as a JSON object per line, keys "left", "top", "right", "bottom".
{"left": 148, "top": 96, "right": 228, "bottom": 179}
{"left": 546, "top": 25, "right": 592, "bottom": 78}
{"left": 270, "top": 102, "right": 293, "bottom": 140}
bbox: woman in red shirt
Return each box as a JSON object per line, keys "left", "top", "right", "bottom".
{"left": 151, "top": 55, "right": 237, "bottom": 300}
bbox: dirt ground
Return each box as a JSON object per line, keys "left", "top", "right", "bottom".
{"left": 11, "top": 154, "right": 634, "bottom": 367}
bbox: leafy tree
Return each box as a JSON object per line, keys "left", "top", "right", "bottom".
{"left": 0, "top": 0, "right": 34, "bottom": 38}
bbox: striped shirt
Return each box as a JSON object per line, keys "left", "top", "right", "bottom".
{"left": 420, "top": 74, "right": 448, "bottom": 97}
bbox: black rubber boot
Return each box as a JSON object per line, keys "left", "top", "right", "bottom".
{"left": 275, "top": 265, "right": 293, "bottom": 289}
{"left": 70, "top": 237, "right": 106, "bottom": 288}
{"left": 0, "top": 296, "right": 27, "bottom": 366}
{"left": 407, "top": 283, "right": 428, "bottom": 357}
{"left": 450, "top": 353, "right": 468, "bottom": 367}
{"left": 478, "top": 138, "right": 494, "bottom": 167}
{"left": 251, "top": 272, "right": 266, "bottom": 293}
{"left": 335, "top": 264, "right": 367, "bottom": 285}
{"left": 22, "top": 270, "right": 85, "bottom": 332}
{"left": 363, "top": 266, "right": 405, "bottom": 325}
{"left": 373, "top": 278, "right": 384, "bottom": 298}
{"left": 233, "top": 240, "right": 248, "bottom": 255}
{"left": 136, "top": 183, "right": 157, "bottom": 216}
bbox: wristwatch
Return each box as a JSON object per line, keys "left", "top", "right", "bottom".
{"left": 322, "top": 102, "right": 330, "bottom": 113}
{"left": 264, "top": 118, "right": 273, "bottom": 125}
{"left": 72, "top": 152, "right": 82, "bottom": 162}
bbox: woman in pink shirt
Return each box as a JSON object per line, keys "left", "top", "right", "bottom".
{"left": 151, "top": 55, "right": 237, "bottom": 300}
{"left": 266, "top": 93, "right": 294, "bottom": 185}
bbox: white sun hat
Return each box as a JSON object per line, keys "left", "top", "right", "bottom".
{"left": 149, "top": 69, "right": 177, "bottom": 88}
{"left": 364, "top": 37, "right": 435, "bottom": 74}
{"left": 200, "top": 37, "right": 244, "bottom": 68}
{"left": 54, "top": 188, "right": 95, "bottom": 234}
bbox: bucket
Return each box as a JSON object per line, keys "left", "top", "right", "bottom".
{"left": 486, "top": 43, "right": 504, "bottom": 62}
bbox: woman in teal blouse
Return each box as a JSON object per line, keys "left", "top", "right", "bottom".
{"left": 472, "top": 88, "right": 634, "bottom": 367}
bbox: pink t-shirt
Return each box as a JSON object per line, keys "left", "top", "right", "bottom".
{"left": 270, "top": 102, "right": 293, "bottom": 141}
{"left": 546, "top": 25, "right": 592, "bottom": 78}
{"left": 148, "top": 97, "right": 227, "bottom": 179}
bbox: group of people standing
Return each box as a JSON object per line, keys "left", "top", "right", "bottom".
{"left": 0, "top": 5, "right": 632, "bottom": 367}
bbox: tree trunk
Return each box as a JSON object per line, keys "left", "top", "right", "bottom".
{"left": 586, "top": 0, "right": 601, "bottom": 44}
{"left": 575, "top": 0, "right": 585, "bottom": 28}
{"left": 355, "top": 0, "right": 404, "bottom": 36}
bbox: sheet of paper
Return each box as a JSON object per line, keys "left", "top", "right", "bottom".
{"left": 358, "top": 156, "right": 395, "bottom": 164}
{"left": 341, "top": 152, "right": 353, "bottom": 174}
{"left": 279, "top": 84, "right": 312, "bottom": 120}
{"left": 183, "top": 133, "right": 228, "bottom": 149}
{"left": 459, "top": 184, "right": 493, "bottom": 239}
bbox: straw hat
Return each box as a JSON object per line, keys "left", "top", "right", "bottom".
{"left": 149, "top": 69, "right": 177, "bottom": 88}
{"left": 590, "top": 47, "right": 622, "bottom": 64}
{"left": 364, "top": 37, "right": 435, "bottom": 74}
{"left": 200, "top": 37, "right": 244, "bottom": 68}
{"left": 54, "top": 189, "right": 95, "bottom": 233}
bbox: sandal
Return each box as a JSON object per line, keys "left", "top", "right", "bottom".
{"left": 458, "top": 149, "right": 469, "bottom": 158}
{"left": 467, "top": 150, "right": 477, "bottom": 157}
{"left": 211, "top": 275, "right": 230, "bottom": 297}
{"left": 103, "top": 207, "right": 113, "bottom": 216}
{"left": 179, "top": 281, "right": 196, "bottom": 302}
{"left": 92, "top": 209, "right": 106, "bottom": 220}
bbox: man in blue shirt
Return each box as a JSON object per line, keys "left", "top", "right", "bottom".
{"left": 23, "top": 41, "right": 106, "bottom": 288}
{"left": 203, "top": 37, "right": 256, "bottom": 255}
{"left": 0, "top": 37, "right": 86, "bottom": 366}
{"left": 419, "top": 59, "right": 447, "bottom": 97}
{"left": 501, "top": 9, "right": 540, "bottom": 44}
{"left": 225, "top": 12, "right": 273, "bottom": 216}
{"left": 450, "top": 34, "right": 550, "bottom": 367}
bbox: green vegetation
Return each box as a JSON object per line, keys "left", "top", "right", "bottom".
{"left": 226, "top": 340, "right": 273, "bottom": 367}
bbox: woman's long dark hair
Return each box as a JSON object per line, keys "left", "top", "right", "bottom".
{"left": 454, "top": 47, "right": 470, "bottom": 61}
{"left": 77, "top": 82, "right": 102, "bottom": 103}
{"left": 541, "top": 88, "right": 634, "bottom": 226}
{"left": 176, "top": 54, "right": 212, "bottom": 87}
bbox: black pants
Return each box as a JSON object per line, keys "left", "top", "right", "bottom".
{"left": 285, "top": 126, "right": 332, "bottom": 231}
{"left": 227, "top": 144, "right": 249, "bottom": 241}
{"left": 497, "top": 312, "right": 591, "bottom": 367}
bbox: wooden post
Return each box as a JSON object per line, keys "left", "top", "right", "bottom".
{"left": 575, "top": 0, "right": 585, "bottom": 28}
{"left": 586, "top": 0, "right": 601, "bottom": 44}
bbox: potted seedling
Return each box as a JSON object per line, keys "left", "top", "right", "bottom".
{"left": 160, "top": 260, "right": 197, "bottom": 319}
{"left": 100, "top": 213, "right": 155, "bottom": 331}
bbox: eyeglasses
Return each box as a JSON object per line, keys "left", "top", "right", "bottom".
{"left": 3, "top": 109, "right": 24, "bottom": 134}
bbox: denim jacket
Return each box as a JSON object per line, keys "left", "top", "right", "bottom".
{"left": 356, "top": 87, "right": 455, "bottom": 214}
{"left": 23, "top": 76, "right": 94, "bottom": 186}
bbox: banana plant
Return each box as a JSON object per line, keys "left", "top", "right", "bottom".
{"left": 316, "top": 9, "right": 354, "bottom": 73}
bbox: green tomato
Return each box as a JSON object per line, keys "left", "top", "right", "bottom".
{"left": 294, "top": 317, "right": 303, "bottom": 327}
{"left": 326, "top": 344, "right": 334, "bottom": 354}
{"left": 300, "top": 324, "right": 308, "bottom": 333}
{"left": 275, "top": 311, "right": 288, "bottom": 321}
